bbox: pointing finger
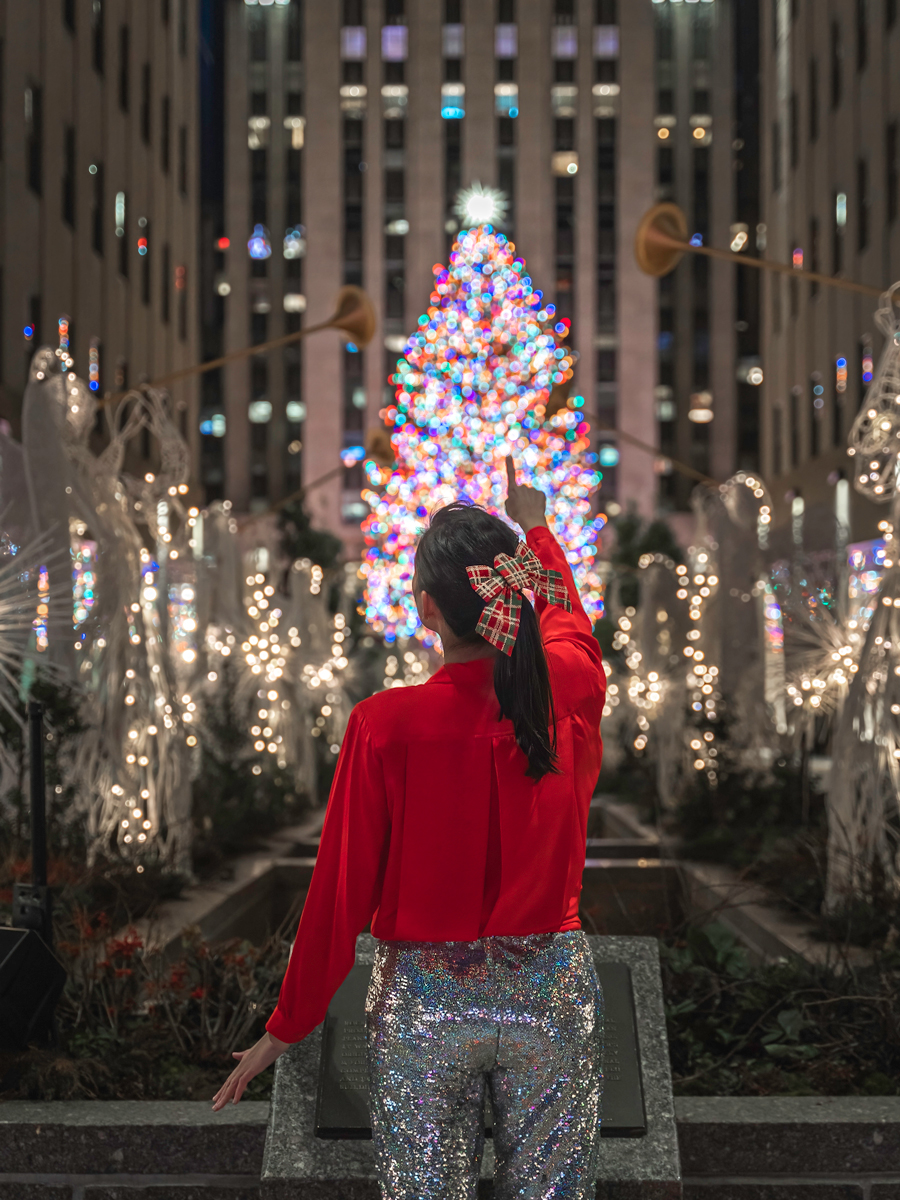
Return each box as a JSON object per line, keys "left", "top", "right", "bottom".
{"left": 505, "top": 454, "right": 517, "bottom": 492}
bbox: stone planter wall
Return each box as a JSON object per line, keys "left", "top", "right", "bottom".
{"left": 3, "top": 1097, "right": 900, "bottom": 1198}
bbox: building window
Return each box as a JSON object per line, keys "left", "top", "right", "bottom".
{"left": 248, "top": 14, "right": 266, "bottom": 62}
{"left": 140, "top": 62, "right": 151, "bottom": 143}
{"left": 61, "top": 125, "right": 75, "bottom": 227}
{"left": 91, "top": 162, "right": 104, "bottom": 254}
{"left": 179, "top": 125, "right": 187, "bottom": 195}
{"left": 771, "top": 120, "right": 782, "bottom": 192}
{"left": 789, "top": 91, "right": 798, "bottom": 169}
{"left": 810, "top": 378, "right": 821, "bottom": 458}
{"left": 888, "top": 121, "right": 899, "bottom": 224}
{"left": 63, "top": 0, "right": 75, "bottom": 32}
{"left": 833, "top": 190, "right": 845, "bottom": 274}
{"left": 251, "top": 148, "right": 267, "bottom": 225}
{"left": 808, "top": 58, "right": 818, "bottom": 142}
{"left": 140, "top": 220, "right": 151, "bottom": 305}
{"left": 772, "top": 407, "right": 783, "bottom": 476}
{"left": 790, "top": 391, "right": 800, "bottom": 466}
{"left": 595, "top": 0, "right": 617, "bottom": 22}
{"left": 177, "top": 265, "right": 187, "bottom": 339}
{"left": 162, "top": 0, "right": 170, "bottom": 24}
{"left": 178, "top": 0, "right": 187, "bottom": 56}
{"left": 857, "top": 0, "right": 868, "bottom": 70}
{"left": 831, "top": 20, "right": 842, "bottom": 107}
{"left": 118, "top": 25, "right": 129, "bottom": 112}
{"left": 287, "top": 1, "right": 302, "bottom": 61}
{"left": 117, "top": 191, "right": 128, "bottom": 277}
{"left": 92, "top": 0, "right": 104, "bottom": 74}
{"left": 161, "top": 95, "right": 170, "bottom": 171}
{"left": 809, "top": 215, "right": 819, "bottom": 298}
{"left": 26, "top": 85, "right": 42, "bottom": 195}
{"left": 889, "top": 0, "right": 898, "bottom": 31}
{"left": 162, "top": 243, "right": 170, "bottom": 322}
{"left": 857, "top": 158, "right": 869, "bottom": 251}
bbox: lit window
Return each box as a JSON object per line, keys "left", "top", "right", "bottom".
{"left": 443, "top": 23, "right": 464, "bottom": 57}
{"left": 341, "top": 25, "right": 366, "bottom": 59}
{"left": 495, "top": 24, "right": 517, "bottom": 58}
{"left": 283, "top": 293, "right": 306, "bottom": 312}
{"left": 836, "top": 192, "right": 847, "bottom": 227}
{"left": 249, "top": 400, "right": 272, "bottom": 423}
{"left": 248, "top": 224, "right": 272, "bottom": 259}
{"left": 199, "top": 413, "right": 226, "bottom": 437}
{"left": 286, "top": 400, "right": 306, "bottom": 422}
{"left": 441, "top": 83, "right": 465, "bottom": 120}
{"left": 598, "top": 445, "right": 619, "bottom": 467}
{"left": 382, "top": 25, "right": 407, "bottom": 61}
{"left": 283, "top": 225, "right": 306, "bottom": 257}
{"left": 283, "top": 114, "right": 305, "bottom": 146}
{"left": 551, "top": 151, "right": 578, "bottom": 176}
{"left": 551, "top": 85, "right": 577, "bottom": 117}
{"left": 494, "top": 83, "right": 518, "bottom": 118}
{"left": 381, "top": 84, "right": 408, "bottom": 118}
{"left": 552, "top": 26, "right": 577, "bottom": 59}
{"left": 593, "top": 25, "right": 618, "bottom": 57}
{"left": 248, "top": 115, "right": 270, "bottom": 148}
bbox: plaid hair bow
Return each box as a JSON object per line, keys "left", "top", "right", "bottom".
{"left": 466, "top": 541, "right": 573, "bottom": 655}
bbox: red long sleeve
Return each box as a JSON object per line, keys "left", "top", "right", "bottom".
{"left": 266, "top": 525, "right": 605, "bottom": 1044}
{"left": 266, "top": 706, "right": 390, "bottom": 1043}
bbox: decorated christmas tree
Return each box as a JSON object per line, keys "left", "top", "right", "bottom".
{"left": 360, "top": 223, "right": 605, "bottom": 643}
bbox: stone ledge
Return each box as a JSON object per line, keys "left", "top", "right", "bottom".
{"left": 682, "top": 1184, "right": 864, "bottom": 1199}
{"left": 0, "top": 1101, "right": 270, "bottom": 1176}
{"left": 676, "top": 1096, "right": 900, "bottom": 1176}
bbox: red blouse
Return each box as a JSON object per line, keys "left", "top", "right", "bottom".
{"left": 266, "top": 526, "right": 606, "bottom": 1044}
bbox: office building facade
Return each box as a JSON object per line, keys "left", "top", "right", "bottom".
{"left": 208, "top": 0, "right": 765, "bottom": 542}
{"left": 0, "top": 0, "right": 200, "bottom": 475}
{"left": 759, "top": 0, "right": 899, "bottom": 537}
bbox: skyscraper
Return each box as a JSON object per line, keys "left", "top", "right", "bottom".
{"left": 206, "top": 0, "right": 756, "bottom": 544}
{"left": 0, "top": 0, "right": 200, "bottom": 476}
{"left": 758, "top": 0, "right": 898, "bottom": 538}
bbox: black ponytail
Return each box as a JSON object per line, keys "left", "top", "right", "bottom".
{"left": 415, "top": 502, "right": 558, "bottom": 780}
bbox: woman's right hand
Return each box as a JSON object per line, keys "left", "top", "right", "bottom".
{"left": 504, "top": 456, "right": 548, "bottom": 534}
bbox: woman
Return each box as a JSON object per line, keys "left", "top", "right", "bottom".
{"left": 213, "top": 457, "right": 607, "bottom": 1199}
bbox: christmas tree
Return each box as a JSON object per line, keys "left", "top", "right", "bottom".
{"left": 360, "top": 223, "right": 605, "bottom": 644}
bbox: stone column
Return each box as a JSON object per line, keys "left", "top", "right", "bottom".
{"left": 616, "top": 0, "right": 657, "bottom": 518}
{"left": 462, "top": 0, "right": 495, "bottom": 190}
{"left": 708, "top": 0, "right": 736, "bottom": 483}
{"left": 302, "top": 1, "right": 343, "bottom": 535}
{"left": 515, "top": 0, "right": 553, "bottom": 292}
{"left": 223, "top": 1, "right": 251, "bottom": 512}
{"left": 573, "top": 0, "right": 596, "bottom": 408}
{"left": 364, "top": 0, "right": 386, "bottom": 437}
{"left": 406, "top": 0, "right": 444, "bottom": 328}
{"left": 267, "top": 6, "right": 287, "bottom": 505}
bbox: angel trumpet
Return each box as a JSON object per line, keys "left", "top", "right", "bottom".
{"left": 98, "top": 286, "right": 378, "bottom": 408}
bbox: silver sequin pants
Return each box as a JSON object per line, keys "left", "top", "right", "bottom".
{"left": 366, "top": 930, "right": 603, "bottom": 1199}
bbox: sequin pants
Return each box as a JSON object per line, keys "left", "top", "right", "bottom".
{"left": 366, "top": 930, "right": 603, "bottom": 1199}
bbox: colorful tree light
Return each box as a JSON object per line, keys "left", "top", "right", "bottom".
{"left": 359, "top": 223, "right": 605, "bottom": 643}
{"left": 836, "top": 356, "right": 848, "bottom": 393}
{"left": 89, "top": 337, "right": 100, "bottom": 391}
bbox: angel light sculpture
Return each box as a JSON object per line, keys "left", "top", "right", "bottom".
{"left": 826, "top": 282, "right": 900, "bottom": 908}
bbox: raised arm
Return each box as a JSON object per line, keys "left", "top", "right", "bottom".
{"left": 504, "top": 455, "right": 601, "bottom": 651}
{"left": 265, "top": 705, "right": 390, "bottom": 1044}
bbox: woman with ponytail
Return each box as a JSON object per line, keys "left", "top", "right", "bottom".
{"left": 214, "top": 458, "right": 607, "bottom": 1199}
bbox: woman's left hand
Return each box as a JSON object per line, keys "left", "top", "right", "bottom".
{"left": 212, "top": 1030, "right": 291, "bottom": 1110}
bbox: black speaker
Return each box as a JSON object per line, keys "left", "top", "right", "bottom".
{"left": 0, "top": 927, "right": 67, "bottom": 1050}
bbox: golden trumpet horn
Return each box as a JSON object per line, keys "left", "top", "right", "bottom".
{"left": 634, "top": 202, "right": 689, "bottom": 278}
{"left": 322, "top": 285, "right": 377, "bottom": 349}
